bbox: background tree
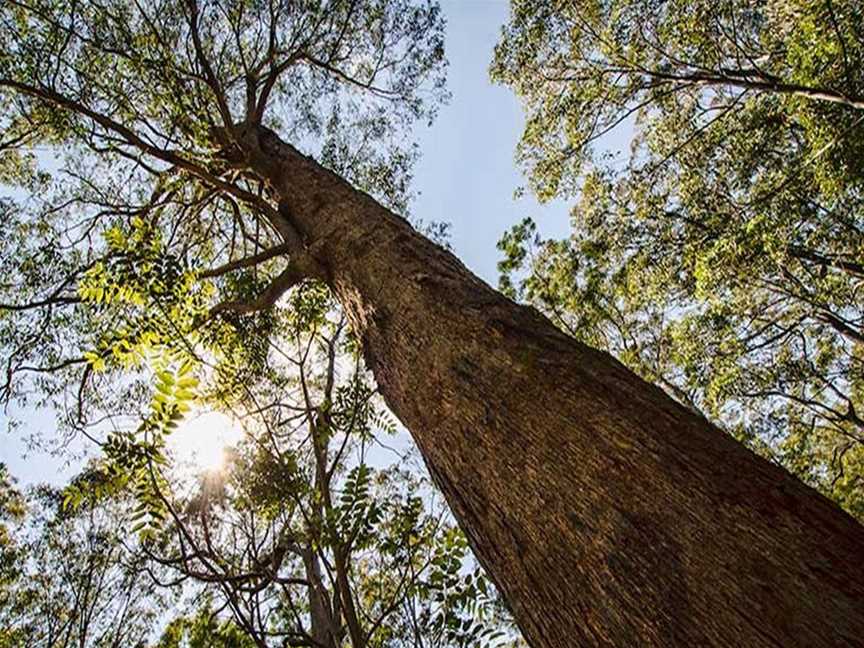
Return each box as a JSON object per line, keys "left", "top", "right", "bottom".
{"left": 0, "top": 464, "right": 27, "bottom": 648}
{"left": 155, "top": 602, "right": 259, "bottom": 648}
{"left": 2, "top": 1, "right": 864, "bottom": 647}
{"left": 0, "top": 476, "right": 172, "bottom": 648}
{"left": 493, "top": 0, "right": 864, "bottom": 517}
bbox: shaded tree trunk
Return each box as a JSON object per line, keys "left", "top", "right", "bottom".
{"left": 300, "top": 545, "right": 340, "bottom": 648}
{"left": 245, "top": 126, "right": 864, "bottom": 648}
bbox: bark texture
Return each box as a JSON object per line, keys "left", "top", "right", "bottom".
{"left": 245, "top": 126, "right": 864, "bottom": 648}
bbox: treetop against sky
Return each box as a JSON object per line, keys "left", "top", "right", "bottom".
{"left": 2, "top": 0, "right": 579, "bottom": 487}
{"left": 2, "top": 1, "right": 864, "bottom": 647}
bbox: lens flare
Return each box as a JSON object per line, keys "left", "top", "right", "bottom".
{"left": 168, "top": 410, "right": 243, "bottom": 473}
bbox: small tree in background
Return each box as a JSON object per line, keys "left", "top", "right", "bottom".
{"left": 145, "top": 286, "right": 522, "bottom": 647}
{"left": 0, "top": 472, "right": 172, "bottom": 647}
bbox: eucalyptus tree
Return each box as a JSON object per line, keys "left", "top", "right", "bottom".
{"left": 2, "top": 2, "right": 864, "bottom": 648}
{"left": 492, "top": 0, "right": 864, "bottom": 517}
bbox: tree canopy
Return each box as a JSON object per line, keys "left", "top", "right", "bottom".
{"left": 4, "top": 1, "right": 864, "bottom": 646}
{"left": 1, "top": 0, "right": 446, "bottom": 423}
{"left": 493, "top": 0, "right": 864, "bottom": 517}
{"left": 0, "top": 0, "right": 444, "bottom": 520}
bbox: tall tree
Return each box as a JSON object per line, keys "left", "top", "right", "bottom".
{"left": 1, "top": 2, "right": 863, "bottom": 647}
{"left": 491, "top": 0, "right": 864, "bottom": 517}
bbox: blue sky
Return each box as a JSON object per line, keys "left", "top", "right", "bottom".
{"left": 412, "top": 0, "right": 572, "bottom": 284}
{"left": 1, "top": 1, "right": 585, "bottom": 485}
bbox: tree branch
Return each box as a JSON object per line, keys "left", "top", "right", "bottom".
{"left": 209, "top": 263, "right": 304, "bottom": 316}
{"left": 199, "top": 243, "right": 291, "bottom": 278}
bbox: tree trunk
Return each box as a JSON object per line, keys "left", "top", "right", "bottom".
{"left": 301, "top": 545, "right": 339, "bottom": 648}
{"left": 246, "top": 126, "right": 864, "bottom": 648}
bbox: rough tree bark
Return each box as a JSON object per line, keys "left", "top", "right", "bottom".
{"left": 242, "top": 125, "right": 864, "bottom": 648}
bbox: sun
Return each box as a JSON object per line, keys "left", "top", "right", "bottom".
{"left": 168, "top": 410, "right": 245, "bottom": 473}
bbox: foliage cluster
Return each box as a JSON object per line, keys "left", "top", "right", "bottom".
{"left": 493, "top": 0, "right": 864, "bottom": 516}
